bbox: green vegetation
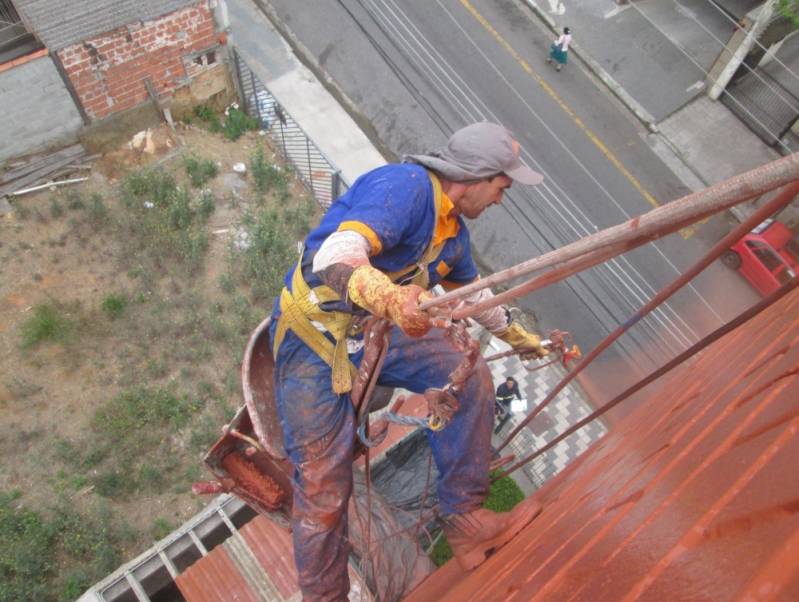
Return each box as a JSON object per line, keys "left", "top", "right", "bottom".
{"left": 101, "top": 294, "right": 128, "bottom": 320}
{"left": 184, "top": 155, "right": 219, "bottom": 188}
{"left": 250, "top": 145, "right": 291, "bottom": 199}
{"left": 20, "top": 305, "right": 74, "bottom": 348}
{"left": 430, "top": 472, "right": 527, "bottom": 567}
{"left": 188, "top": 104, "right": 258, "bottom": 141}
{"left": 5, "top": 126, "right": 320, "bottom": 599}
{"left": 221, "top": 107, "right": 259, "bottom": 141}
{"left": 119, "top": 167, "right": 210, "bottom": 273}
{"left": 779, "top": 1, "right": 799, "bottom": 27}
{"left": 0, "top": 490, "right": 131, "bottom": 602}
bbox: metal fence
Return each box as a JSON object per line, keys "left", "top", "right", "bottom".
{"left": 232, "top": 48, "right": 346, "bottom": 207}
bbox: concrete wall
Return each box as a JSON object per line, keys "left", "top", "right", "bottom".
{"left": 0, "top": 53, "right": 84, "bottom": 164}
{"left": 55, "top": 2, "right": 220, "bottom": 120}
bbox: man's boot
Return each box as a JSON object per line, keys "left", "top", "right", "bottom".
{"left": 442, "top": 496, "right": 543, "bottom": 571}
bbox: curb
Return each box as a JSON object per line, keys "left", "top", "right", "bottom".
{"left": 522, "top": 1, "right": 657, "bottom": 132}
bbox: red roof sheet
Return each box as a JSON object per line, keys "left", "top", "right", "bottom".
{"left": 406, "top": 286, "right": 799, "bottom": 601}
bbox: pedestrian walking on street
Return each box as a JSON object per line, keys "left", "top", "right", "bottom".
{"left": 547, "top": 27, "right": 572, "bottom": 72}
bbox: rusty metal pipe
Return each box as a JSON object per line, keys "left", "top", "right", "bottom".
{"left": 496, "top": 276, "right": 799, "bottom": 480}
{"left": 498, "top": 179, "right": 799, "bottom": 452}
{"left": 452, "top": 242, "right": 629, "bottom": 320}
{"left": 422, "top": 153, "right": 799, "bottom": 311}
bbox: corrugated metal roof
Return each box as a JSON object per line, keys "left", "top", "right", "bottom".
{"left": 176, "top": 514, "right": 375, "bottom": 601}
{"left": 15, "top": 0, "right": 198, "bottom": 50}
{"left": 406, "top": 286, "right": 799, "bottom": 601}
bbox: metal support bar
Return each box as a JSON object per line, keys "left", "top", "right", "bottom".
{"left": 497, "top": 276, "right": 799, "bottom": 480}
{"left": 188, "top": 529, "right": 208, "bottom": 556}
{"left": 422, "top": 152, "right": 799, "bottom": 312}
{"left": 498, "top": 180, "right": 799, "bottom": 452}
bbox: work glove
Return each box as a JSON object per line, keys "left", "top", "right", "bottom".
{"left": 495, "top": 321, "right": 549, "bottom": 359}
{"left": 347, "top": 265, "right": 433, "bottom": 337}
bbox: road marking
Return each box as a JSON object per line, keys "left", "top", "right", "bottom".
{"left": 686, "top": 80, "right": 705, "bottom": 93}
{"left": 460, "top": 0, "right": 666, "bottom": 218}
{"left": 547, "top": 0, "right": 566, "bottom": 16}
{"left": 604, "top": 5, "right": 630, "bottom": 19}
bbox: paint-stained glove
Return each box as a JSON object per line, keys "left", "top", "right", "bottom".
{"left": 347, "top": 265, "right": 433, "bottom": 337}
{"left": 495, "top": 322, "right": 549, "bottom": 359}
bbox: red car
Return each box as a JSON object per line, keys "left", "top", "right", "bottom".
{"left": 721, "top": 218, "right": 799, "bottom": 296}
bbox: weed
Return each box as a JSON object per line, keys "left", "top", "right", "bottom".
{"left": 49, "top": 196, "right": 63, "bottom": 219}
{"left": 118, "top": 167, "right": 209, "bottom": 273}
{"left": 184, "top": 155, "right": 219, "bottom": 188}
{"left": 232, "top": 206, "right": 296, "bottom": 301}
{"left": 65, "top": 189, "right": 85, "bottom": 210}
{"left": 429, "top": 471, "right": 525, "bottom": 566}
{"left": 88, "top": 193, "right": 109, "bottom": 227}
{"left": 0, "top": 491, "right": 129, "bottom": 602}
{"left": 20, "top": 304, "right": 74, "bottom": 348}
{"left": 198, "top": 189, "right": 215, "bottom": 218}
{"left": 92, "top": 386, "right": 193, "bottom": 453}
{"left": 101, "top": 294, "right": 128, "bottom": 320}
{"left": 221, "top": 107, "right": 259, "bottom": 141}
{"left": 93, "top": 469, "right": 133, "bottom": 498}
{"left": 193, "top": 104, "right": 221, "bottom": 131}
{"left": 250, "top": 146, "right": 290, "bottom": 196}
{"left": 151, "top": 517, "right": 174, "bottom": 541}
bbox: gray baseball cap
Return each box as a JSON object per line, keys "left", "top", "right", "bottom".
{"left": 403, "top": 122, "right": 544, "bottom": 185}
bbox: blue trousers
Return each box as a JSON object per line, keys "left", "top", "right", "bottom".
{"left": 269, "top": 321, "right": 494, "bottom": 601}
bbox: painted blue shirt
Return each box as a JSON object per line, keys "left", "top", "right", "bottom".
{"left": 286, "top": 163, "right": 478, "bottom": 301}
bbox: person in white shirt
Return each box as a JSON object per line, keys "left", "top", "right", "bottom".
{"left": 547, "top": 27, "right": 572, "bottom": 72}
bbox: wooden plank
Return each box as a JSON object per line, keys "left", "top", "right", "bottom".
{"left": 0, "top": 144, "right": 85, "bottom": 184}
{"left": 0, "top": 151, "right": 88, "bottom": 197}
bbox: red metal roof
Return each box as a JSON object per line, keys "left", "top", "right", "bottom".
{"left": 406, "top": 286, "right": 799, "bottom": 601}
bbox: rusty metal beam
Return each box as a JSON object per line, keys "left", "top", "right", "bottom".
{"left": 498, "top": 179, "right": 799, "bottom": 452}
{"left": 422, "top": 152, "right": 799, "bottom": 312}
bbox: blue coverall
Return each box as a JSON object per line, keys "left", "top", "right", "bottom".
{"left": 270, "top": 164, "right": 495, "bottom": 601}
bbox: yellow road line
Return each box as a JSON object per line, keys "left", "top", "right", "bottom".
{"left": 460, "top": 0, "right": 685, "bottom": 232}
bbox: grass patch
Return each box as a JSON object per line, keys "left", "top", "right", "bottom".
{"left": 430, "top": 472, "right": 527, "bottom": 567}
{"left": 184, "top": 155, "right": 219, "bottom": 188}
{"left": 20, "top": 304, "right": 74, "bottom": 348}
{"left": 118, "top": 167, "right": 210, "bottom": 273}
{"left": 101, "top": 294, "right": 128, "bottom": 320}
{"left": 250, "top": 146, "right": 290, "bottom": 197}
{"left": 0, "top": 490, "right": 132, "bottom": 602}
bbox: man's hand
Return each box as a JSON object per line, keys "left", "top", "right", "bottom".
{"left": 347, "top": 265, "right": 433, "bottom": 337}
{"left": 495, "top": 322, "right": 549, "bottom": 359}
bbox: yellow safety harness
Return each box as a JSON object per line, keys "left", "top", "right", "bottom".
{"left": 272, "top": 173, "right": 449, "bottom": 394}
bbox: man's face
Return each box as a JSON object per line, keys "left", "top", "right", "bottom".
{"left": 456, "top": 173, "right": 513, "bottom": 219}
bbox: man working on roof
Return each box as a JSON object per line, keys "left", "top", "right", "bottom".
{"left": 270, "top": 122, "right": 548, "bottom": 601}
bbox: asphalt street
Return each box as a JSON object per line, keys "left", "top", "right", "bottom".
{"left": 240, "top": 0, "right": 761, "bottom": 398}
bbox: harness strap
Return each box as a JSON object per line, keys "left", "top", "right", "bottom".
{"left": 272, "top": 171, "right": 448, "bottom": 393}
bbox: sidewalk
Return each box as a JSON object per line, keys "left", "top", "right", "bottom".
{"left": 523, "top": 0, "right": 779, "bottom": 197}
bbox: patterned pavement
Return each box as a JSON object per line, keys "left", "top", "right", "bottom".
{"left": 486, "top": 338, "right": 608, "bottom": 489}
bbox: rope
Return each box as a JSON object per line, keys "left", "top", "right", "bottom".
{"left": 357, "top": 412, "right": 432, "bottom": 447}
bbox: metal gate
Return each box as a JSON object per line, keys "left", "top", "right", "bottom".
{"left": 232, "top": 48, "right": 346, "bottom": 207}
{"left": 722, "top": 65, "right": 799, "bottom": 148}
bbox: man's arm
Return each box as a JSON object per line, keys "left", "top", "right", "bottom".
{"left": 312, "top": 230, "right": 432, "bottom": 337}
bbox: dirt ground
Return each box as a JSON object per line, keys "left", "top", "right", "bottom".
{"left": 0, "top": 122, "right": 310, "bottom": 565}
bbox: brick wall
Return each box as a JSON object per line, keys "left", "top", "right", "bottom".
{"left": 56, "top": 2, "right": 220, "bottom": 121}
{"left": 0, "top": 54, "right": 84, "bottom": 164}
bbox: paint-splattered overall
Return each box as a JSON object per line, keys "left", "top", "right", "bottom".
{"left": 270, "top": 163, "right": 494, "bottom": 601}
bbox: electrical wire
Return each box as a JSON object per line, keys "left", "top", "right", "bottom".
{"left": 702, "top": 0, "right": 799, "bottom": 87}
{"left": 625, "top": 0, "right": 794, "bottom": 152}
{"left": 365, "top": 0, "right": 711, "bottom": 353}
{"left": 672, "top": 0, "right": 799, "bottom": 115}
